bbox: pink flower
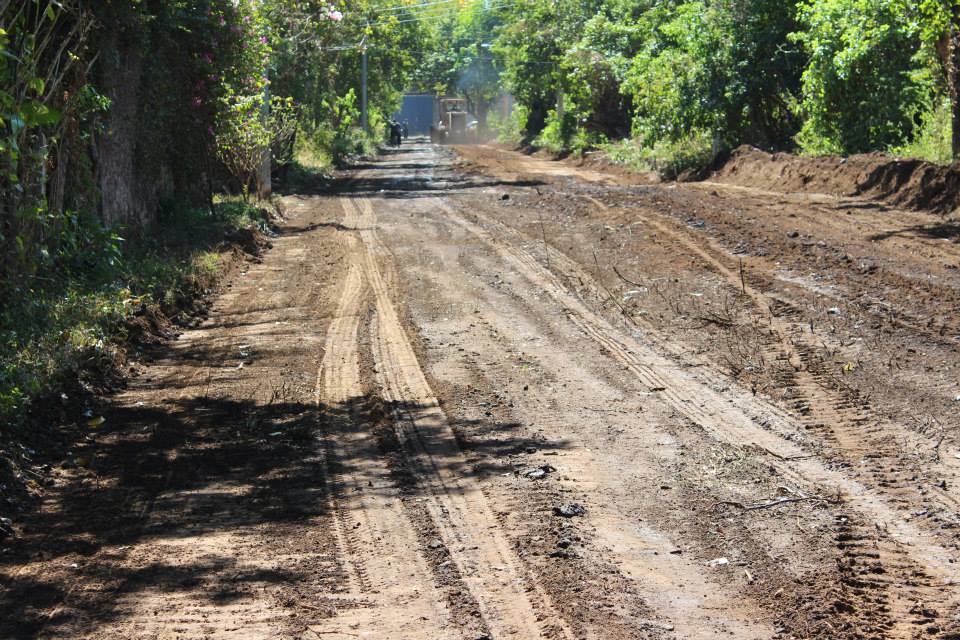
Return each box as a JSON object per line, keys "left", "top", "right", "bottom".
{"left": 208, "top": 126, "right": 215, "bottom": 136}
{"left": 203, "top": 52, "right": 214, "bottom": 63}
{"left": 191, "top": 97, "right": 203, "bottom": 108}
{"left": 327, "top": 10, "right": 343, "bottom": 21}
{"left": 218, "top": 16, "right": 226, "bottom": 26}
{"left": 260, "top": 36, "right": 268, "bottom": 44}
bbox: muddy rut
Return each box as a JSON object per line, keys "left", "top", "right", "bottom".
{"left": 2, "top": 141, "right": 959, "bottom": 639}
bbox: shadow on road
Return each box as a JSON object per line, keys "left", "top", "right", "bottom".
{"left": 0, "top": 282, "right": 569, "bottom": 638}
{"left": 868, "top": 221, "right": 960, "bottom": 242}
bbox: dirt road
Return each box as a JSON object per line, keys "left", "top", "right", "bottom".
{"left": 2, "top": 141, "right": 959, "bottom": 639}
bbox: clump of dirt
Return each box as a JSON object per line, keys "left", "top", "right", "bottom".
{"left": 709, "top": 145, "right": 960, "bottom": 214}
{"left": 123, "top": 304, "right": 175, "bottom": 345}
{"left": 221, "top": 224, "right": 273, "bottom": 258}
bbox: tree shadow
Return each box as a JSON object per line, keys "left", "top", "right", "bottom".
{"left": 0, "top": 138, "right": 571, "bottom": 637}
{"left": 868, "top": 222, "right": 960, "bottom": 242}
{"left": 330, "top": 174, "right": 545, "bottom": 200}
{"left": 0, "top": 338, "right": 569, "bottom": 637}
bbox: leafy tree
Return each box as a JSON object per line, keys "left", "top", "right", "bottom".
{"left": 623, "top": 0, "right": 801, "bottom": 150}
{"left": 791, "top": 0, "right": 932, "bottom": 154}
{"left": 414, "top": 4, "right": 504, "bottom": 131}
{"left": 1, "top": 1, "right": 95, "bottom": 280}
{"left": 561, "top": 13, "right": 640, "bottom": 138}
{"left": 264, "top": 0, "right": 431, "bottom": 156}
{"left": 918, "top": 0, "right": 960, "bottom": 158}
{"left": 216, "top": 94, "right": 298, "bottom": 200}
{"left": 495, "top": 0, "right": 600, "bottom": 136}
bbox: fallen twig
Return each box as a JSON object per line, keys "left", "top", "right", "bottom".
{"left": 538, "top": 210, "right": 551, "bottom": 273}
{"left": 696, "top": 314, "right": 736, "bottom": 328}
{"left": 613, "top": 264, "right": 644, "bottom": 288}
{"left": 711, "top": 495, "right": 834, "bottom": 512}
{"left": 593, "top": 251, "right": 629, "bottom": 317}
{"left": 746, "top": 443, "right": 814, "bottom": 461}
{"left": 307, "top": 628, "right": 359, "bottom": 638}
{"left": 929, "top": 416, "right": 945, "bottom": 463}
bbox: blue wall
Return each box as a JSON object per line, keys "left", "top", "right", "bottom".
{"left": 394, "top": 94, "right": 434, "bottom": 135}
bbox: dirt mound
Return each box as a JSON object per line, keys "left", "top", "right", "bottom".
{"left": 709, "top": 145, "right": 960, "bottom": 214}
{"left": 221, "top": 225, "right": 273, "bottom": 257}
{"left": 123, "top": 304, "right": 175, "bottom": 345}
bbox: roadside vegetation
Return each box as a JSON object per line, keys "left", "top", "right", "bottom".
{"left": 0, "top": 1, "right": 427, "bottom": 431}
{"left": 414, "top": 0, "right": 960, "bottom": 174}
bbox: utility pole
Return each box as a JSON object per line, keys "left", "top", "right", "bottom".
{"left": 556, "top": 65, "right": 564, "bottom": 123}
{"left": 258, "top": 72, "right": 272, "bottom": 199}
{"left": 361, "top": 43, "right": 369, "bottom": 133}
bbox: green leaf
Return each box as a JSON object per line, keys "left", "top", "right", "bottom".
{"left": 28, "top": 77, "right": 44, "bottom": 95}
{"left": 21, "top": 101, "right": 61, "bottom": 126}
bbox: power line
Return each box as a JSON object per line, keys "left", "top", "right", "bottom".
{"left": 374, "top": 0, "right": 464, "bottom": 15}
{"left": 362, "top": 3, "right": 512, "bottom": 28}
{"left": 319, "top": 1, "right": 516, "bottom": 51}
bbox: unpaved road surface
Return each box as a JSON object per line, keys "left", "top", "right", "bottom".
{"left": 2, "top": 141, "right": 959, "bottom": 639}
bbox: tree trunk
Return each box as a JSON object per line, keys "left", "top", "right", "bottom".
{"left": 96, "top": 32, "right": 143, "bottom": 227}
{"left": 476, "top": 99, "right": 488, "bottom": 138}
{"left": 953, "top": 32, "right": 960, "bottom": 161}
{"left": 49, "top": 138, "right": 68, "bottom": 216}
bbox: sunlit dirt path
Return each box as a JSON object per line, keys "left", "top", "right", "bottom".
{"left": 2, "top": 140, "right": 958, "bottom": 639}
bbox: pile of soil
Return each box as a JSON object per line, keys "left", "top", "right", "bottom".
{"left": 708, "top": 145, "right": 960, "bottom": 214}
{"left": 221, "top": 224, "right": 273, "bottom": 258}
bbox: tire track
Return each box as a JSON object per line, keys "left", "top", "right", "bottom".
{"left": 313, "top": 217, "right": 453, "bottom": 638}
{"left": 434, "top": 198, "right": 960, "bottom": 635}
{"left": 344, "top": 194, "right": 574, "bottom": 640}
{"left": 573, "top": 200, "right": 960, "bottom": 635}
{"left": 600, "top": 201, "right": 960, "bottom": 530}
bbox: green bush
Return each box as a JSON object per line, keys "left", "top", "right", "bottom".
{"left": 891, "top": 96, "right": 952, "bottom": 165}
{"left": 306, "top": 90, "right": 378, "bottom": 166}
{"left": 791, "top": 0, "right": 932, "bottom": 155}
{"left": 601, "top": 131, "right": 714, "bottom": 179}
{"left": 0, "top": 199, "right": 265, "bottom": 428}
{"left": 534, "top": 109, "right": 577, "bottom": 153}
{"left": 489, "top": 104, "right": 529, "bottom": 145}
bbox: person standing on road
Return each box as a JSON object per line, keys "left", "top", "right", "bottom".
{"left": 389, "top": 120, "right": 403, "bottom": 147}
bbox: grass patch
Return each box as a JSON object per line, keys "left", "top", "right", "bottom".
{"left": 489, "top": 104, "right": 528, "bottom": 146}
{"left": 600, "top": 132, "right": 715, "bottom": 180}
{"left": 0, "top": 198, "right": 268, "bottom": 427}
{"left": 891, "top": 96, "right": 952, "bottom": 165}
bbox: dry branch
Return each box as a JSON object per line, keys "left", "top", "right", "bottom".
{"left": 710, "top": 495, "right": 835, "bottom": 512}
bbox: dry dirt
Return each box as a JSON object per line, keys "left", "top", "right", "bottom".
{"left": 2, "top": 140, "right": 959, "bottom": 639}
{"left": 707, "top": 145, "right": 960, "bottom": 214}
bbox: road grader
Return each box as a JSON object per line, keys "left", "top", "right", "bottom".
{"left": 430, "top": 98, "right": 476, "bottom": 144}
